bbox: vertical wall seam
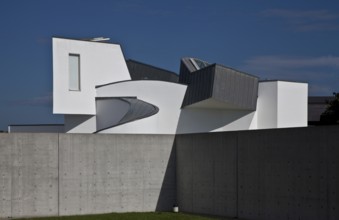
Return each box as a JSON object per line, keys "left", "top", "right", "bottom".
{"left": 325, "top": 128, "right": 329, "bottom": 220}
{"left": 142, "top": 135, "right": 145, "bottom": 212}
{"left": 10, "top": 135, "right": 14, "bottom": 218}
{"left": 235, "top": 132, "right": 239, "bottom": 218}
{"left": 57, "top": 133, "right": 60, "bottom": 216}
{"left": 175, "top": 137, "right": 178, "bottom": 209}
{"left": 191, "top": 136, "right": 194, "bottom": 212}
{"left": 212, "top": 142, "right": 215, "bottom": 214}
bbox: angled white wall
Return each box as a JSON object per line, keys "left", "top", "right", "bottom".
{"left": 257, "top": 81, "right": 278, "bottom": 129}
{"left": 257, "top": 81, "right": 308, "bottom": 129}
{"left": 277, "top": 81, "right": 308, "bottom": 128}
{"left": 53, "top": 38, "right": 131, "bottom": 115}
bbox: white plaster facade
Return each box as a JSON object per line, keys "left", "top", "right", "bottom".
{"left": 8, "top": 37, "right": 309, "bottom": 133}
{"left": 256, "top": 81, "right": 308, "bottom": 129}
{"left": 53, "top": 38, "right": 131, "bottom": 115}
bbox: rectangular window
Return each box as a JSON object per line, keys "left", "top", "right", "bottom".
{"left": 69, "top": 54, "right": 80, "bottom": 91}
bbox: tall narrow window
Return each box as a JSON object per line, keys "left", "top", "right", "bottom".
{"left": 69, "top": 54, "right": 80, "bottom": 91}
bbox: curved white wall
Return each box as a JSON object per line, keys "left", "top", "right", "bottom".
{"left": 96, "top": 81, "right": 187, "bottom": 134}
{"left": 95, "top": 80, "right": 258, "bottom": 134}
{"left": 53, "top": 38, "right": 131, "bottom": 115}
{"left": 62, "top": 80, "right": 307, "bottom": 134}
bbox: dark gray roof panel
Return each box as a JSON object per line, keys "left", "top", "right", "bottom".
{"left": 180, "top": 59, "right": 259, "bottom": 110}
{"left": 213, "top": 65, "right": 258, "bottom": 110}
{"left": 119, "top": 98, "right": 159, "bottom": 125}
{"left": 178, "top": 59, "right": 194, "bottom": 84}
{"left": 181, "top": 58, "right": 197, "bottom": 72}
{"left": 181, "top": 65, "right": 215, "bottom": 107}
{"left": 191, "top": 58, "right": 210, "bottom": 69}
{"left": 126, "top": 59, "right": 179, "bottom": 83}
{"left": 179, "top": 57, "right": 212, "bottom": 84}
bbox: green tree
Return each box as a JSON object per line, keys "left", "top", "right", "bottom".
{"left": 320, "top": 92, "right": 339, "bottom": 124}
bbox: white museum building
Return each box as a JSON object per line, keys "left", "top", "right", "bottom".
{"left": 9, "top": 37, "right": 308, "bottom": 134}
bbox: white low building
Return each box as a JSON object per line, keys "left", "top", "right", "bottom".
{"left": 9, "top": 37, "right": 308, "bottom": 134}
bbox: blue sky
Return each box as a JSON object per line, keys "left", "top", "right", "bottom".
{"left": 1, "top": 0, "right": 339, "bottom": 131}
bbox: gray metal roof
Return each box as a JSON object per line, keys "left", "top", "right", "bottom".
{"left": 126, "top": 59, "right": 179, "bottom": 83}
{"left": 95, "top": 97, "right": 159, "bottom": 133}
{"left": 179, "top": 58, "right": 259, "bottom": 110}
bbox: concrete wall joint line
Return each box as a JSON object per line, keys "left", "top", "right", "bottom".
{"left": 235, "top": 132, "right": 239, "bottom": 218}
{"left": 325, "top": 129, "right": 330, "bottom": 220}
{"left": 10, "top": 134, "right": 13, "bottom": 218}
{"left": 57, "top": 133, "right": 60, "bottom": 217}
{"left": 2, "top": 127, "right": 339, "bottom": 219}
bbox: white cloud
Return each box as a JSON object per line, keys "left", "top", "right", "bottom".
{"left": 245, "top": 55, "right": 339, "bottom": 70}
{"left": 241, "top": 55, "right": 339, "bottom": 95}
{"left": 262, "top": 9, "right": 338, "bottom": 21}
{"left": 261, "top": 9, "right": 339, "bottom": 31}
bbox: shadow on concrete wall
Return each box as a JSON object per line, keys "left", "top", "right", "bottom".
{"left": 176, "top": 126, "right": 339, "bottom": 220}
{"left": 175, "top": 132, "right": 238, "bottom": 217}
{"left": 155, "top": 139, "right": 177, "bottom": 211}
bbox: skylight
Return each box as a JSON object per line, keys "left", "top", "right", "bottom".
{"left": 190, "top": 58, "right": 210, "bottom": 70}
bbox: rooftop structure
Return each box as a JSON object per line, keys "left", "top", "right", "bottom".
{"left": 9, "top": 37, "right": 308, "bottom": 133}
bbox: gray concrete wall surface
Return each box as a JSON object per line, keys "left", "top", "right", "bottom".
{"left": 0, "top": 133, "right": 59, "bottom": 218}
{"left": 1, "top": 127, "right": 339, "bottom": 219}
{"left": 176, "top": 132, "right": 237, "bottom": 217}
{"left": 176, "top": 126, "right": 339, "bottom": 220}
{"left": 237, "top": 126, "right": 339, "bottom": 220}
{"left": 0, "top": 133, "right": 176, "bottom": 218}
{"left": 58, "top": 134, "right": 176, "bottom": 215}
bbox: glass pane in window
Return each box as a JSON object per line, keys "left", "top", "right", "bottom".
{"left": 69, "top": 54, "right": 80, "bottom": 91}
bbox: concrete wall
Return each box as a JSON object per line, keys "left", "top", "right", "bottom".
{"left": 58, "top": 134, "right": 176, "bottom": 215}
{"left": 0, "top": 133, "right": 176, "bottom": 218}
{"left": 1, "top": 127, "right": 338, "bottom": 219}
{"left": 238, "top": 128, "right": 334, "bottom": 220}
{"left": 176, "top": 132, "right": 238, "bottom": 217}
{"left": 0, "top": 133, "right": 58, "bottom": 218}
{"left": 176, "top": 126, "right": 339, "bottom": 220}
